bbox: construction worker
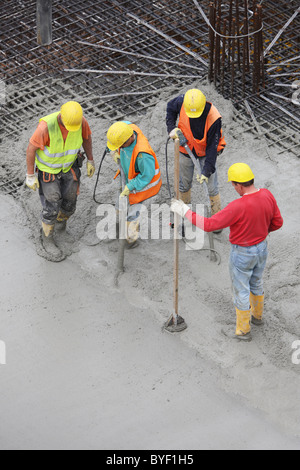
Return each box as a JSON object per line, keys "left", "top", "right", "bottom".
{"left": 167, "top": 88, "right": 226, "bottom": 231}
{"left": 107, "top": 121, "right": 162, "bottom": 246}
{"left": 171, "top": 163, "right": 283, "bottom": 342}
{"left": 26, "top": 101, "right": 95, "bottom": 259}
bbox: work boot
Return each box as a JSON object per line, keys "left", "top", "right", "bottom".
{"left": 210, "top": 194, "right": 222, "bottom": 234}
{"left": 179, "top": 189, "right": 191, "bottom": 204}
{"left": 42, "top": 222, "right": 63, "bottom": 259}
{"left": 250, "top": 292, "right": 265, "bottom": 325}
{"left": 234, "top": 307, "right": 252, "bottom": 341}
{"left": 55, "top": 211, "right": 70, "bottom": 233}
{"left": 55, "top": 211, "right": 75, "bottom": 242}
{"left": 126, "top": 220, "right": 140, "bottom": 249}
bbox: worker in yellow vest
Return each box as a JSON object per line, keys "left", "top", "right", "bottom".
{"left": 167, "top": 89, "right": 226, "bottom": 232}
{"left": 26, "top": 101, "right": 95, "bottom": 259}
{"left": 107, "top": 121, "right": 162, "bottom": 246}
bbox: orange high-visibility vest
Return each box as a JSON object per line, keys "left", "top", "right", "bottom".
{"left": 178, "top": 103, "right": 226, "bottom": 157}
{"left": 127, "top": 124, "right": 162, "bottom": 205}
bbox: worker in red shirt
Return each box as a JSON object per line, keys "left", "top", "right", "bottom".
{"left": 171, "top": 163, "right": 283, "bottom": 341}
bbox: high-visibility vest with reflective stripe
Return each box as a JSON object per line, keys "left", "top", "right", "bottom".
{"left": 127, "top": 124, "right": 162, "bottom": 205}
{"left": 178, "top": 103, "right": 226, "bottom": 157}
{"left": 35, "top": 112, "right": 83, "bottom": 174}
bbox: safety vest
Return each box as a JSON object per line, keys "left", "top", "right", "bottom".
{"left": 178, "top": 103, "right": 226, "bottom": 157}
{"left": 126, "top": 124, "right": 162, "bottom": 205}
{"left": 35, "top": 112, "right": 83, "bottom": 174}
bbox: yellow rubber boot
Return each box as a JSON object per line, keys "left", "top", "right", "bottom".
{"left": 57, "top": 211, "right": 70, "bottom": 223}
{"left": 235, "top": 308, "right": 252, "bottom": 341}
{"left": 179, "top": 189, "right": 191, "bottom": 204}
{"left": 210, "top": 194, "right": 222, "bottom": 234}
{"left": 56, "top": 211, "right": 70, "bottom": 232}
{"left": 210, "top": 193, "right": 222, "bottom": 215}
{"left": 126, "top": 220, "right": 140, "bottom": 248}
{"left": 42, "top": 222, "right": 63, "bottom": 259}
{"left": 42, "top": 222, "right": 55, "bottom": 238}
{"left": 250, "top": 292, "right": 264, "bottom": 325}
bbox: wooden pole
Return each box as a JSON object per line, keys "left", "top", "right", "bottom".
{"left": 164, "top": 138, "right": 187, "bottom": 332}
{"left": 173, "top": 138, "right": 180, "bottom": 319}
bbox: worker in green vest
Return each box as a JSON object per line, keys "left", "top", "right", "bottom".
{"left": 26, "top": 101, "right": 95, "bottom": 260}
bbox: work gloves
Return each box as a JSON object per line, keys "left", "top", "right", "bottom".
{"left": 170, "top": 199, "right": 190, "bottom": 218}
{"left": 120, "top": 185, "right": 130, "bottom": 198}
{"left": 87, "top": 160, "right": 95, "bottom": 178}
{"left": 26, "top": 174, "right": 40, "bottom": 191}
{"left": 169, "top": 128, "right": 181, "bottom": 140}
{"left": 110, "top": 151, "right": 120, "bottom": 164}
{"left": 196, "top": 174, "right": 209, "bottom": 185}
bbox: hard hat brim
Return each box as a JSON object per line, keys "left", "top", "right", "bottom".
{"left": 107, "top": 141, "right": 119, "bottom": 151}
{"left": 64, "top": 123, "right": 82, "bottom": 132}
{"left": 185, "top": 109, "right": 204, "bottom": 119}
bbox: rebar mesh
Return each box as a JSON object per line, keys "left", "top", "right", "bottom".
{"left": 0, "top": 0, "right": 299, "bottom": 157}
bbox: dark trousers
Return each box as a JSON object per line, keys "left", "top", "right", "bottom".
{"left": 38, "top": 168, "right": 81, "bottom": 225}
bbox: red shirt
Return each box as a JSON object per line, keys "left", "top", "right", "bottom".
{"left": 186, "top": 188, "right": 283, "bottom": 246}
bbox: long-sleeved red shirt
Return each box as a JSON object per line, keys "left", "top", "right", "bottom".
{"left": 186, "top": 188, "right": 283, "bottom": 246}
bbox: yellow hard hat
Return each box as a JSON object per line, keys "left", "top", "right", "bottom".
{"left": 60, "top": 101, "right": 83, "bottom": 132}
{"left": 184, "top": 89, "right": 206, "bottom": 118}
{"left": 228, "top": 163, "right": 255, "bottom": 183}
{"left": 107, "top": 122, "right": 134, "bottom": 151}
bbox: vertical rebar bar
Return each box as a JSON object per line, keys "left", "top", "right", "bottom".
{"left": 228, "top": 0, "right": 233, "bottom": 68}
{"left": 221, "top": 18, "right": 227, "bottom": 95}
{"left": 216, "top": 15, "right": 221, "bottom": 79}
{"left": 244, "top": 0, "right": 250, "bottom": 71}
{"left": 253, "top": 10, "right": 259, "bottom": 94}
{"left": 209, "top": 2, "right": 215, "bottom": 82}
{"left": 257, "top": 4, "right": 265, "bottom": 89}
{"left": 236, "top": 0, "right": 241, "bottom": 71}
{"left": 242, "top": 17, "right": 247, "bottom": 97}
{"left": 231, "top": 17, "right": 236, "bottom": 98}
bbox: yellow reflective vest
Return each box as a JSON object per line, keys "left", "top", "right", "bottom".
{"left": 35, "top": 112, "right": 83, "bottom": 174}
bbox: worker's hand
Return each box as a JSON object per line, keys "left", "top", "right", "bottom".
{"left": 169, "top": 128, "right": 181, "bottom": 140}
{"left": 197, "top": 174, "right": 209, "bottom": 185}
{"left": 170, "top": 199, "right": 190, "bottom": 218}
{"left": 110, "top": 151, "right": 120, "bottom": 164}
{"left": 26, "top": 174, "right": 40, "bottom": 191}
{"left": 120, "top": 185, "right": 130, "bottom": 198}
{"left": 87, "top": 160, "right": 95, "bottom": 178}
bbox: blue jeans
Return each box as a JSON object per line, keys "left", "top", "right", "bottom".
{"left": 179, "top": 153, "right": 219, "bottom": 197}
{"left": 229, "top": 240, "right": 268, "bottom": 311}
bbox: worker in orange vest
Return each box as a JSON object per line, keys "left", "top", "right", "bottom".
{"left": 167, "top": 89, "right": 226, "bottom": 231}
{"left": 107, "top": 121, "right": 162, "bottom": 246}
